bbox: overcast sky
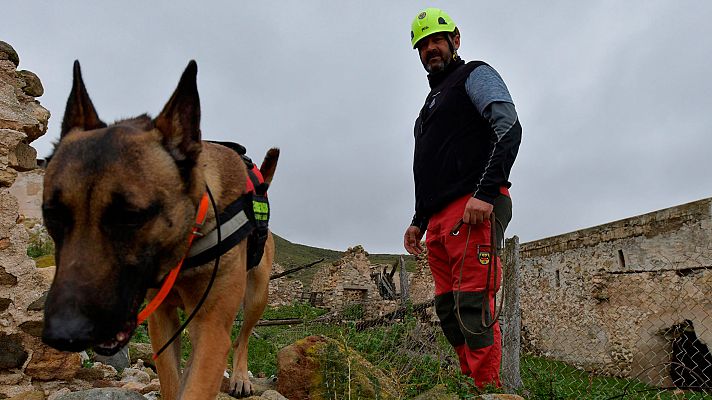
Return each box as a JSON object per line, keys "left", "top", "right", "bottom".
{"left": 4, "top": 1, "right": 712, "bottom": 254}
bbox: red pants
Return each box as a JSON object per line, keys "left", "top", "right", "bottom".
{"left": 426, "top": 193, "right": 503, "bottom": 388}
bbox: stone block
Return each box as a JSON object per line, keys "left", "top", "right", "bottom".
{"left": 18, "top": 320, "right": 43, "bottom": 337}
{"left": 25, "top": 346, "right": 81, "bottom": 381}
{"left": 0, "top": 266, "right": 18, "bottom": 286}
{"left": 0, "top": 298, "right": 10, "bottom": 313}
{"left": 27, "top": 292, "right": 46, "bottom": 311}
{"left": 8, "top": 142, "right": 37, "bottom": 171}
{"left": 0, "top": 42, "right": 19, "bottom": 67}
{"left": 0, "top": 333, "right": 28, "bottom": 370}
{"left": 16, "top": 71, "right": 43, "bottom": 98}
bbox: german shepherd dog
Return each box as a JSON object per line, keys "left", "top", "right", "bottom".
{"left": 41, "top": 60, "right": 278, "bottom": 399}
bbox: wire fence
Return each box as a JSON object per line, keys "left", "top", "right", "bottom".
{"left": 257, "top": 234, "right": 712, "bottom": 399}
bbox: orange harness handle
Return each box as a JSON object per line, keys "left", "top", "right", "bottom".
{"left": 137, "top": 192, "right": 210, "bottom": 325}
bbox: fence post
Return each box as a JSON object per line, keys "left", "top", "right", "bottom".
{"left": 501, "top": 235, "right": 523, "bottom": 392}
{"left": 399, "top": 256, "right": 410, "bottom": 306}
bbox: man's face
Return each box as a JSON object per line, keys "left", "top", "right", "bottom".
{"left": 417, "top": 32, "right": 460, "bottom": 74}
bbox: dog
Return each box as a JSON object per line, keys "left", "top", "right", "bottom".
{"left": 41, "top": 60, "right": 278, "bottom": 399}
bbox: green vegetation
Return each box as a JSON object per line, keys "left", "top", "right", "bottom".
{"left": 129, "top": 302, "right": 712, "bottom": 399}
{"left": 26, "top": 227, "right": 54, "bottom": 260}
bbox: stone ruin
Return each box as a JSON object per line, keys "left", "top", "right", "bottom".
{"left": 0, "top": 41, "right": 90, "bottom": 398}
{"left": 268, "top": 263, "right": 304, "bottom": 307}
{"left": 519, "top": 198, "right": 712, "bottom": 388}
{"left": 309, "top": 246, "right": 401, "bottom": 319}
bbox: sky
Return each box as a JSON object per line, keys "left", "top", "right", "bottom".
{"left": 4, "top": 1, "right": 712, "bottom": 254}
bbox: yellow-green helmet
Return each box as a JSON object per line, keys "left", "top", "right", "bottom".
{"left": 410, "top": 7, "right": 456, "bottom": 49}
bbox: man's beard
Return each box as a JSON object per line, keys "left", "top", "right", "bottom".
{"left": 423, "top": 51, "right": 451, "bottom": 74}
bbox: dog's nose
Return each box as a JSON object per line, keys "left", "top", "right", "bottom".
{"left": 42, "top": 312, "right": 95, "bottom": 352}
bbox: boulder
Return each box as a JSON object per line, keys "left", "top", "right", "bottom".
{"left": 277, "top": 335, "right": 399, "bottom": 400}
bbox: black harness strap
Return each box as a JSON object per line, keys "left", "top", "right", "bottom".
{"left": 184, "top": 141, "right": 270, "bottom": 271}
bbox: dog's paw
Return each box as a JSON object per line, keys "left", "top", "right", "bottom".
{"left": 228, "top": 375, "right": 253, "bottom": 398}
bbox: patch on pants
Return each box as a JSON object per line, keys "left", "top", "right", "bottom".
{"left": 453, "top": 291, "right": 494, "bottom": 349}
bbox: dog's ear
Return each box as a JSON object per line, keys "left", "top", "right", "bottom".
{"left": 154, "top": 60, "right": 202, "bottom": 164}
{"left": 60, "top": 60, "right": 107, "bottom": 138}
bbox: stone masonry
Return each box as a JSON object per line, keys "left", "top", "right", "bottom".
{"left": 310, "top": 246, "right": 398, "bottom": 319}
{"left": 0, "top": 41, "right": 83, "bottom": 398}
{"left": 519, "top": 198, "right": 712, "bottom": 386}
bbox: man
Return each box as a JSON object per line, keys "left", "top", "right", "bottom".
{"left": 403, "top": 7, "right": 522, "bottom": 388}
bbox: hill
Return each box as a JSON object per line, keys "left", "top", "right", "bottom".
{"left": 272, "top": 233, "right": 416, "bottom": 288}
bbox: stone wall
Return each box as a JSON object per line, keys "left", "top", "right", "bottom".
{"left": 519, "top": 198, "right": 712, "bottom": 385}
{"left": 310, "top": 246, "right": 398, "bottom": 318}
{"left": 268, "top": 263, "right": 304, "bottom": 307}
{"left": 0, "top": 41, "right": 84, "bottom": 398}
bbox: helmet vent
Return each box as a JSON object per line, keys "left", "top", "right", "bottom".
{"left": 438, "top": 17, "right": 447, "bottom": 25}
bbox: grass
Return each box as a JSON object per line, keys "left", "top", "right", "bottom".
{"left": 127, "top": 302, "right": 712, "bottom": 399}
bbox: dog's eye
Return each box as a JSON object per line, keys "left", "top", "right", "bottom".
{"left": 42, "top": 203, "right": 73, "bottom": 237}
{"left": 102, "top": 202, "right": 160, "bottom": 229}
{"left": 103, "top": 204, "right": 160, "bottom": 229}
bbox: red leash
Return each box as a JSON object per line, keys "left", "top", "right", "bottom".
{"left": 137, "top": 192, "right": 210, "bottom": 325}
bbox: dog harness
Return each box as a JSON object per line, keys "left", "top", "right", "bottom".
{"left": 185, "top": 141, "right": 270, "bottom": 270}
{"left": 137, "top": 142, "right": 270, "bottom": 327}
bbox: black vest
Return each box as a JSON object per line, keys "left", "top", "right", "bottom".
{"left": 413, "top": 60, "right": 494, "bottom": 218}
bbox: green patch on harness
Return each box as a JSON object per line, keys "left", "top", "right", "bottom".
{"left": 253, "top": 200, "right": 269, "bottom": 221}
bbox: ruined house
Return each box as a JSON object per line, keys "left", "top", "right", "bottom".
{"left": 310, "top": 246, "right": 400, "bottom": 319}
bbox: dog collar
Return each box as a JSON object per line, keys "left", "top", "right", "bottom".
{"left": 137, "top": 191, "right": 210, "bottom": 325}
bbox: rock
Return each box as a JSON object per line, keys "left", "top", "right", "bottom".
{"left": 0, "top": 297, "right": 11, "bottom": 313}
{"left": 0, "top": 333, "right": 28, "bottom": 369}
{"left": 35, "top": 266, "right": 55, "bottom": 287}
{"left": 118, "top": 382, "right": 144, "bottom": 393}
{"left": 260, "top": 390, "right": 287, "bottom": 400}
{"left": 53, "top": 388, "right": 146, "bottom": 400}
{"left": 142, "top": 392, "right": 159, "bottom": 400}
{"left": 25, "top": 346, "right": 81, "bottom": 381}
{"left": 8, "top": 141, "right": 37, "bottom": 172}
{"left": 91, "top": 362, "right": 119, "bottom": 380}
{"left": 24, "top": 101, "right": 50, "bottom": 142}
{"left": 0, "top": 41, "right": 19, "bottom": 67}
{"left": 18, "top": 320, "right": 43, "bottom": 337}
{"left": 119, "top": 367, "right": 150, "bottom": 385}
{"left": 411, "top": 384, "right": 459, "bottom": 400}
{"left": 1, "top": 167, "right": 19, "bottom": 187}
{"left": 277, "top": 335, "right": 398, "bottom": 400}
{"left": 74, "top": 367, "right": 107, "bottom": 381}
{"left": 26, "top": 293, "right": 46, "bottom": 311}
{"left": 0, "top": 372, "right": 24, "bottom": 385}
{"left": 127, "top": 342, "right": 153, "bottom": 369}
{"left": 16, "top": 71, "right": 43, "bottom": 97}
{"left": 94, "top": 345, "right": 130, "bottom": 371}
{"left": 138, "top": 380, "right": 160, "bottom": 395}
{"left": 47, "top": 389, "right": 71, "bottom": 400}
{"left": 0, "top": 266, "right": 17, "bottom": 286}
{"left": 7, "top": 391, "right": 43, "bottom": 400}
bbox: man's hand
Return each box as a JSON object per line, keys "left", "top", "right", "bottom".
{"left": 404, "top": 225, "right": 424, "bottom": 255}
{"left": 463, "top": 197, "right": 493, "bottom": 225}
